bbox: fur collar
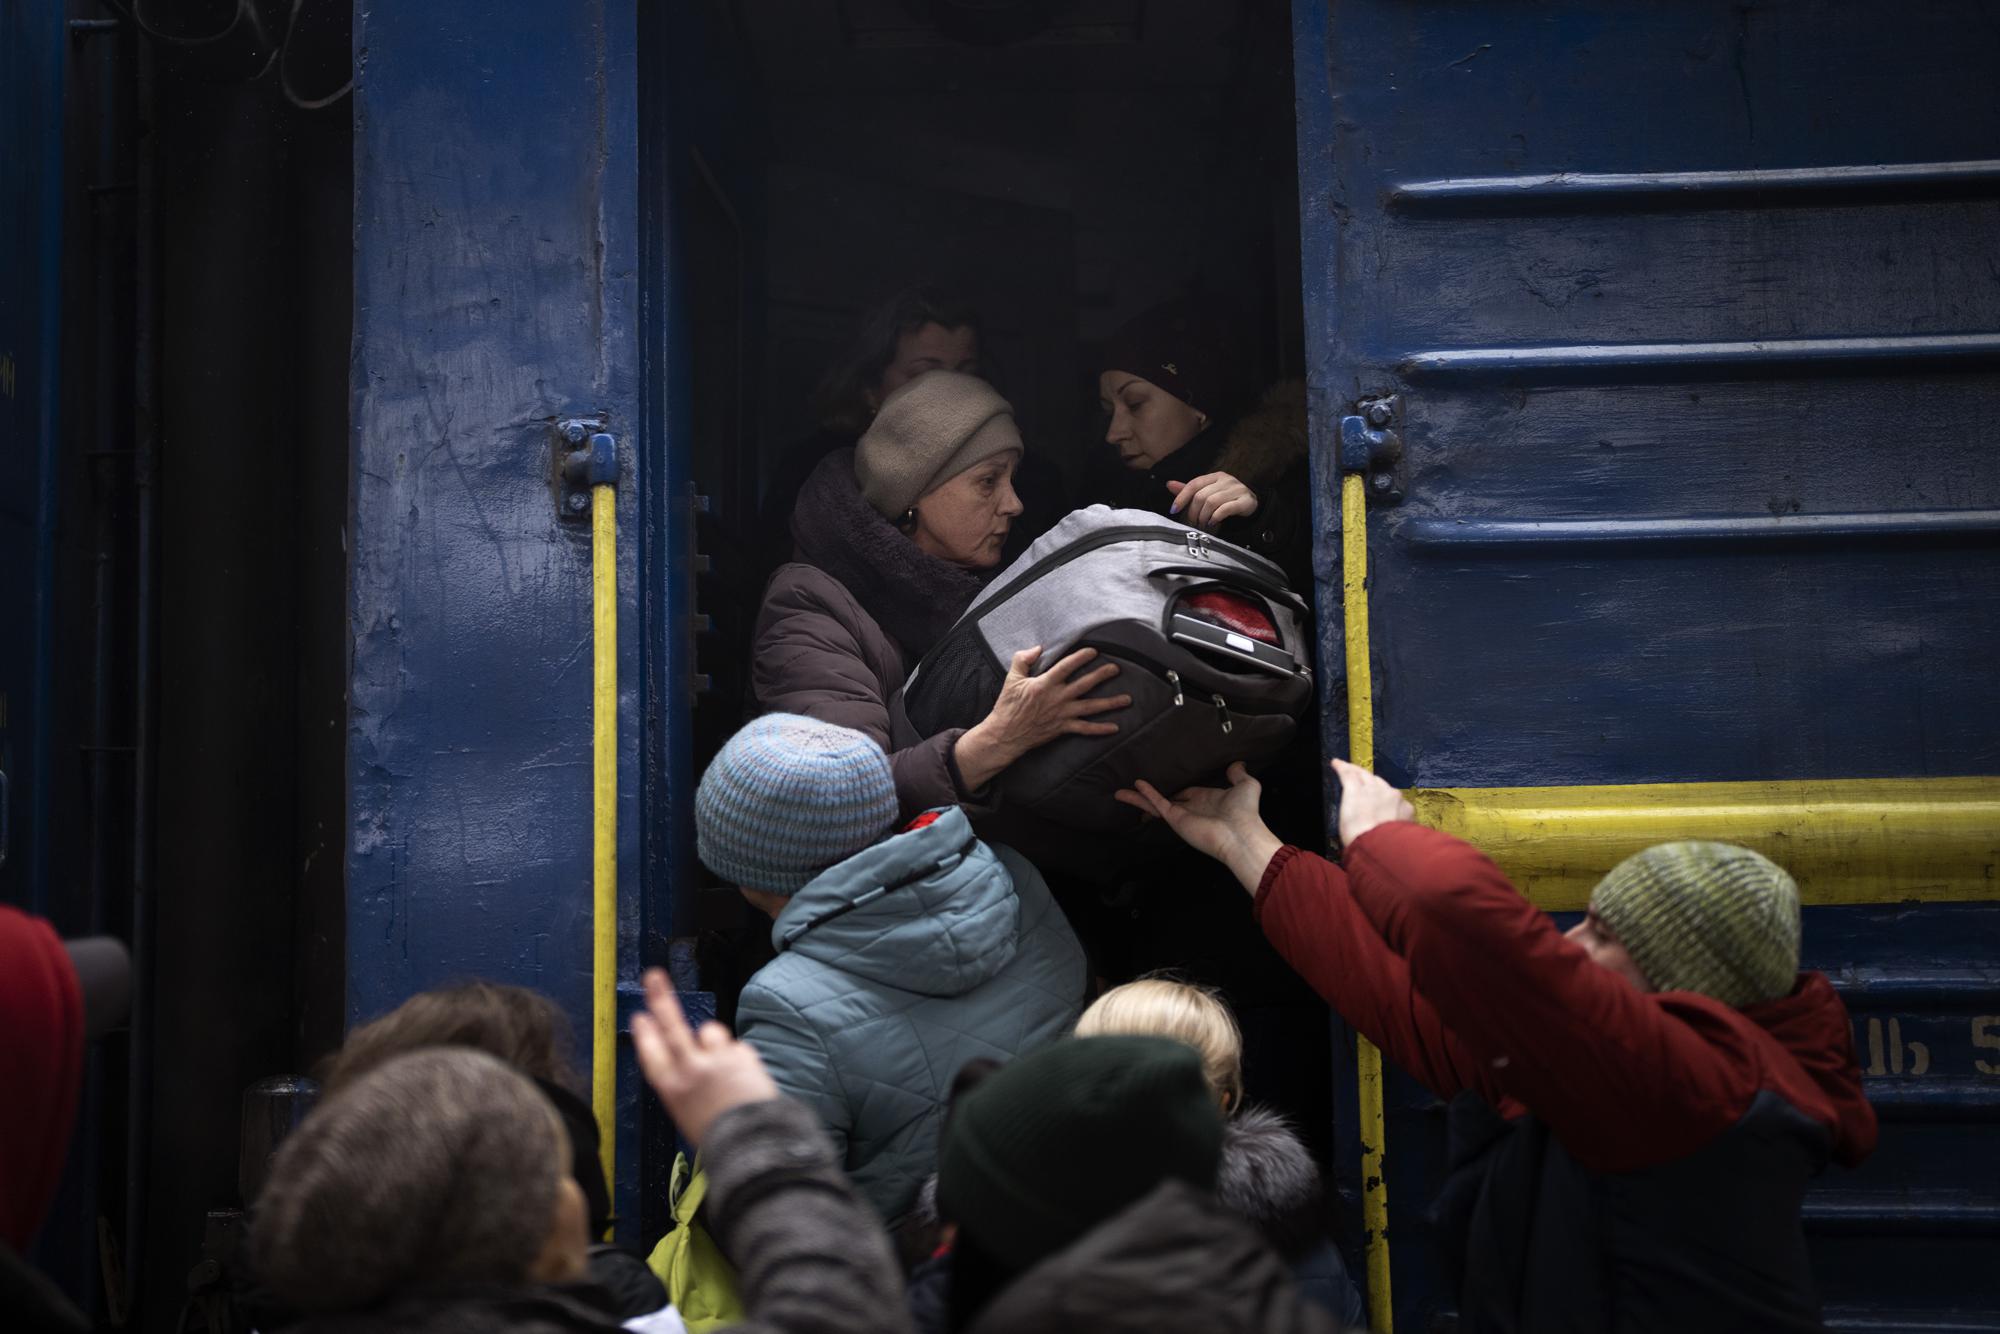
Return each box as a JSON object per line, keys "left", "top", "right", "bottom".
{"left": 1215, "top": 1104, "right": 1324, "bottom": 1259}
{"left": 791, "top": 449, "right": 987, "bottom": 660}
{"left": 1212, "top": 380, "right": 1308, "bottom": 491}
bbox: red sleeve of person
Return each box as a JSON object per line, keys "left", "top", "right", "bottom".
{"left": 1259, "top": 824, "right": 1878, "bottom": 1174}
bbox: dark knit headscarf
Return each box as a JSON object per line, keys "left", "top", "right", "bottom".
{"left": 1100, "top": 295, "right": 1247, "bottom": 420}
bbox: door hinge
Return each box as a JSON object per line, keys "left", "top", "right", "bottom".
{"left": 1338, "top": 395, "right": 1404, "bottom": 504}
{"left": 557, "top": 418, "right": 616, "bottom": 521}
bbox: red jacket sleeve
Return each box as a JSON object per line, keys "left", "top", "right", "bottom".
{"left": 1254, "top": 846, "right": 1494, "bottom": 1104}
{"left": 1340, "top": 823, "right": 1764, "bottom": 1172}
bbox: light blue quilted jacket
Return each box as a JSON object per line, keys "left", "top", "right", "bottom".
{"left": 735, "top": 805, "right": 1087, "bottom": 1226}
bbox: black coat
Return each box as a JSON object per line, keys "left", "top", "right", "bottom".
{"left": 1434, "top": 1087, "right": 1845, "bottom": 1334}
{"left": 1078, "top": 381, "right": 1315, "bottom": 590}
{"left": 961, "top": 1180, "right": 1356, "bottom": 1334}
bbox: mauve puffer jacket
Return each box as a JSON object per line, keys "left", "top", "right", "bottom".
{"left": 753, "top": 449, "right": 989, "bottom": 819}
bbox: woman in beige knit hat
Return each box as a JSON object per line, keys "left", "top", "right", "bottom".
{"left": 752, "top": 370, "right": 1131, "bottom": 820}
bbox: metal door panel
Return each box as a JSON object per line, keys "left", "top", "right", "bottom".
{"left": 1294, "top": 2, "right": 2000, "bottom": 1327}
{"left": 348, "top": 0, "right": 653, "bottom": 1239}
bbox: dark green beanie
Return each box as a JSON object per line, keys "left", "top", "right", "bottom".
{"left": 936, "top": 1035, "right": 1225, "bottom": 1276}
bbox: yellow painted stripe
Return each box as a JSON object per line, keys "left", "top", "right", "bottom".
{"left": 1410, "top": 776, "right": 2000, "bottom": 911}
{"left": 591, "top": 482, "right": 619, "bottom": 1221}
{"left": 1341, "top": 473, "right": 1394, "bottom": 1333}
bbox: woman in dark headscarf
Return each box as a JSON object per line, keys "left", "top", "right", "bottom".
{"left": 1075, "top": 300, "right": 1332, "bottom": 1162}
{"left": 1083, "top": 298, "right": 1313, "bottom": 589}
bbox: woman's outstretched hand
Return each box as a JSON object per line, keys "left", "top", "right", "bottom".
{"left": 631, "top": 968, "right": 779, "bottom": 1150}
{"left": 1168, "top": 471, "right": 1259, "bottom": 531}
{"left": 1331, "top": 758, "right": 1415, "bottom": 849}
{"left": 1115, "top": 762, "right": 1284, "bottom": 897}
{"left": 955, "top": 646, "right": 1131, "bottom": 791}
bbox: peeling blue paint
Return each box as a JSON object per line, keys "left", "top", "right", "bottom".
{"left": 1295, "top": 1, "right": 2000, "bottom": 1325}
{"left": 347, "top": 0, "right": 647, "bottom": 1159}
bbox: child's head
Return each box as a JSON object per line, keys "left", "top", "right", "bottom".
{"left": 695, "top": 714, "right": 899, "bottom": 904}
{"left": 1074, "top": 976, "right": 1244, "bottom": 1114}
{"left": 937, "top": 1035, "right": 1224, "bottom": 1314}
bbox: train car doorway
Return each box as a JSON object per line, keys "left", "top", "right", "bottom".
{"left": 659, "top": 0, "right": 1343, "bottom": 1247}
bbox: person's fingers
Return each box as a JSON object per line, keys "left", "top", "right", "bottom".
{"left": 1164, "top": 479, "right": 1187, "bottom": 494}
{"left": 1172, "top": 473, "right": 1224, "bottom": 517}
{"left": 1129, "top": 780, "right": 1178, "bottom": 822}
{"left": 1212, "top": 496, "right": 1255, "bottom": 524}
{"left": 695, "top": 1021, "right": 732, "bottom": 1052}
{"left": 1183, "top": 481, "right": 1219, "bottom": 527}
{"left": 1112, "top": 788, "right": 1151, "bottom": 812}
{"left": 1044, "top": 646, "right": 1101, "bottom": 681}
{"left": 630, "top": 1011, "right": 667, "bottom": 1083}
{"left": 1058, "top": 662, "right": 1122, "bottom": 697}
{"left": 643, "top": 970, "right": 699, "bottom": 1065}
{"left": 1226, "top": 761, "right": 1252, "bottom": 786}
{"left": 1071, "top": 692, "right": 1132, "bottom": 716}
{"left": 1064, "top": 719, "right": 1121, "bottom": 737}
{"left": 1398, "top": 798, "right": 1416, "bottom": 821}
{"left": 1008, "top": 645, "right": 1043, "bottom": 678}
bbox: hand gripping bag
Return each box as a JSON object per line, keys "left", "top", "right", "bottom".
{"left": 898, "top": 506, "right": 1313, "bottom": 844}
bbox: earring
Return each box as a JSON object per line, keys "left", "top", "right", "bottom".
{"left": 899, "top": 507, "right": 918, "bottom": 532}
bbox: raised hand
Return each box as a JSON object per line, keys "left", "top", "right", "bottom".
{"left": 1330, "top": 757, "right": 1415, "bottom": 849}
{"left": 1167, "top": 471, "right": 1259, "bottom": 531}
{"left": 1115, "top": 762, "right": 1284, "bottom": 895}
{"left": 630, "top": 968, "right": 779, "bottom": 1149}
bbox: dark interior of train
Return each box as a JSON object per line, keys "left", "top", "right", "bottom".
{"left": 46, "top": 2, "right": 1310, "bottom": 1323}
{"left": 684, "top": 0, "right": 1310, "bottom": 1014}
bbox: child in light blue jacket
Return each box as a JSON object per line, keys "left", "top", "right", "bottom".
{"left": 696, "top": 713, "right": 1088, "bottom": 1227}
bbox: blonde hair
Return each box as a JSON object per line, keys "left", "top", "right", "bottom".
{"left": 1074, "top": 977, "right": 1244, "bottom": 1113}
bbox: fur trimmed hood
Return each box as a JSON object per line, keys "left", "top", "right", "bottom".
{"left": 1215, "top": 1105, "right": 1325, "bottom": 1260}
{"left": 1212, "top": 380, "right": 1308, "bottom": 492}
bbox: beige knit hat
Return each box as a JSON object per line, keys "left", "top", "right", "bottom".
{"left": 1589, "top": 841, "right": 1801, "bottom": 1008}
{"left": 855, "top": 370, "right": 1023, "bottom": 520}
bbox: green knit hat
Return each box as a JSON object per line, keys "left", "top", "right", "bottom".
{"left": 1589, "top": 841, "right": 1801, "bottom": 1008}
{"left": 936, "top": 1036, "right": 1224, "bottom": 1276}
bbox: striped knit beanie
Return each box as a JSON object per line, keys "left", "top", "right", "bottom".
{"left": 1589, "top": 842, "right": 1801, "bottom": 1008}
{"left": 695, "top": 714, "right": 898, "bottom": 895}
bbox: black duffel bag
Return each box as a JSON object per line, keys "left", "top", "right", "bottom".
{"left": 896, "top": 506, "right": 1314, "bottom": 857}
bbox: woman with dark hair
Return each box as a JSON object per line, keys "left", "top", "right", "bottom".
{"left": 755, "top": 370, "right": 1127, "bottom": 820}
{"left": 1082, "top": 297, "right": 1312, "bottom": 588}
{"left": 758, "top": 289, "right": 983, "bottom": 579}
{"left": 1071, "top": 297, "right": 1332, "bottom": 1166}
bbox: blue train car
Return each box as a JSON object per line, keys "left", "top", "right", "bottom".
{"left": 3, "top": 1, "right": 1994, "bottom": 1329}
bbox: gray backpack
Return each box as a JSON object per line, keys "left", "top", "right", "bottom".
{"left": 898, "top": 506, "right": 1314, "bottom": 845}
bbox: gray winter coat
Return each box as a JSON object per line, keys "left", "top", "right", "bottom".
{"left": 736, "top": 807, "right": 1087, "bottom": 1225}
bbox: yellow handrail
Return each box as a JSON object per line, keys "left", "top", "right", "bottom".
{"left": 1411, "top": 776, "right": 2000, "bottom": 909}
{"left": 1341, "top": 472, "right": 1393, "bottom": 1331}
{"left": 591, "top": 479, "right": 618, "bottom": 1215}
